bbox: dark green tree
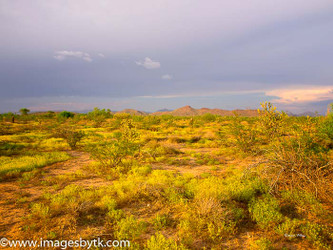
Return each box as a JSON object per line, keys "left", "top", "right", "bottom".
{"left": 19, "top": 108, "right": 30, "bottom": 115}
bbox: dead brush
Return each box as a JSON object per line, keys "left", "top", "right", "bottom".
{"left": 188, "top": 197, "right": 240, "bottom": 240}
{"left": 249, "top": 137, "right": 332, "bottom": 200}
{"left": 194, "top": 197, "right": 225, "bottom": 217}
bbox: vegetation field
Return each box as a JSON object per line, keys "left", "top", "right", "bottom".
{"left": 0, "top": 103, "right": 332, "bottom": 249}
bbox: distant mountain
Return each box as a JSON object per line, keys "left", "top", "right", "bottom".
{"left": 284, "top": 111, "right": 319, "bottom": 117}
{"left": 156, "top": 108, "right": 173, "bottom": 112}
{"left": 298, "top": 111, "right": 319, "bottom": 117}
{"left": 116, "top": 109, "right": 148, "bottom": 115}
{"left": 151, "top": 105, "right": 258, "bottom": 116}
{"left": 172, "top": 105, "right": 198, "bottom": 116}
{"left": 30, "top": 107, "right": 325, "bottom": 117}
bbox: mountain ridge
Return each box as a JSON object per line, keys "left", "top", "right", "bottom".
{"left": 151, "top": 105, "right": 258, "bottom": 116}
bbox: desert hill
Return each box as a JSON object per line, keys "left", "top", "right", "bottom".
{"left": 151, "top": 105, "right": 258, "bottom": 116}
{"left": 116, "top": 109, "right": 148, "bottom": 115}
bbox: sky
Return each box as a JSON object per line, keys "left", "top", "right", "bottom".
{"left": 1, "top": 0, "right": 333, "bottom": 114}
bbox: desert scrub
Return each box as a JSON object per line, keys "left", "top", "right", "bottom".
{"left": 142, "top": 140, "right": 181, "bottom": 161}
{"left": 52, "top": 126, "right": 85, "bottom": 149}
{"left": 114, "top": 216, "right": 147, "bottom": 241}
{"left": 193, "top": 153, "right": 220, "bottom": 165}
{"left": 99, "top": 196, "right": 118, "bottom": 211}
{"left": 151, "top": 213, "right": 172, "bottom": 230}
{"left": 249, "top": 194, "right": 283, "bottom": 229}
{"left": 224, "top": 175, "right": 269, "bottom": 203}
{"left": 0, "top": 152, "right": 70, "bottom": 178}
{"left": 275, "top": 218, "right": 303, "bottom": 237}
{"left": 0, "top": 142, "right": 26, "bottom": 156}
{"left": 276, "top": 218, "right": 333, "bottom": 249}
{"left": 280, "top": 190, "right": 326, "bottom": 218}
{"left": 129, "top": 164, "right": 152, "bottom": 176}
{"left": 177, "top": 197, "right": 242, "bottom": 245}
{"left": 18, "top": 169, "right": 42, "bottom": 183}
{"left": 146, "top": 233, "right": 187, "bottom": 250}
{"left": 45, "top": 185, "right": 103, "bottom": 229}
{"left": 249, "top": 237, "right": 273, "bottom": 250}
{"left": 229, "top": 115, "right": 259, "bottom": 153}
{"left": 300, "top": 222, "right": 333, "bottom": 249}
{"left": 187, "top": 176, "right": 225, "bottom": 201}
{"left": 38, "top": 137, "right": 68, "bottom": 151}
{"left": 41, "top": 170, "right": 87, "bottom": 187}
{"left": 30, "top": 203, "right": 51, "bottom": 219}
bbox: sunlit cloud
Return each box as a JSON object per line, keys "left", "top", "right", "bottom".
{"left": 54, "top": 51, "right": 92, "bottom": 62}
{"left": 266, "top": 86, "right": 333, "bottom": 103}
{"left": 98, "top": 53, "right": 105, "bottom": 58}
{"left": 136, "top": 57, "right": 160, "bottom": 69}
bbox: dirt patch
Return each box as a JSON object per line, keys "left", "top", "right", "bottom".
{"left": 0, "top": 151, "right": 108, "bottom": 238}
{"left": 41, "top": 151, "right": 92, "bottom": 177}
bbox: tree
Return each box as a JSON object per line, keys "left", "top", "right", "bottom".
{"left": 58, "top": 111, "right": 74, "bottom": 119}
{"left": 19, "top": 108, "right": 30, "bottom": 115}
{"left": 257, "top": 102, "right": 286, "bottom": 140}
{"left": 87, "top": 120, "right": 140, "bottom": 168}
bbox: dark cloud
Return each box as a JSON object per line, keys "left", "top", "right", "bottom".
{"left": 0, "top": 0, "right": 333, "bottom": 113}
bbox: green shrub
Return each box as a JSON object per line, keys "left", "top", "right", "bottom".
{"left": 146, "top": 233, "right": 187, "bottom": 250}
{"left": 229, "top": 116, "right": 258, "bottom": 152}
{"left": 53, "top": 127, "right": 85, "bottom": 149}
{"left": 152, "top": 214, "right": 171, "bottom": 230}
{"left": 100, "top": 196, "right": 117, "bottom": 211}
{"left": 30, "top": 203, "right": 50, "bottom": 219}
{"left": 280, "top": 190, "right": 325, "bottom": 217}
{"left": 249, "top": 194, "right": 283, "bottom": 229}
{"left": 130, "top": 164, "right": 152, "bottom": 176}
{"left": 300, "top": 222, "right": 333, "bottom": 249}
{"left": 249, "top": 237, "right": 273, "bottom": 250}
{"left": 106, "top": 209, "right": 124, "bottom": 224}
{"left": 114, "top": 216, "right": 147, "bottom": 240}
{"left": 225, "top": 176, "right": 268, "bottom": 203}
{"left": 275, "top": 218, "right": 302, "bottom": 236}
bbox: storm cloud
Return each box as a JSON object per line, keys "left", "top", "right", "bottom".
{"left": 0, "top": 0, "right": 333, "bottom": 113}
